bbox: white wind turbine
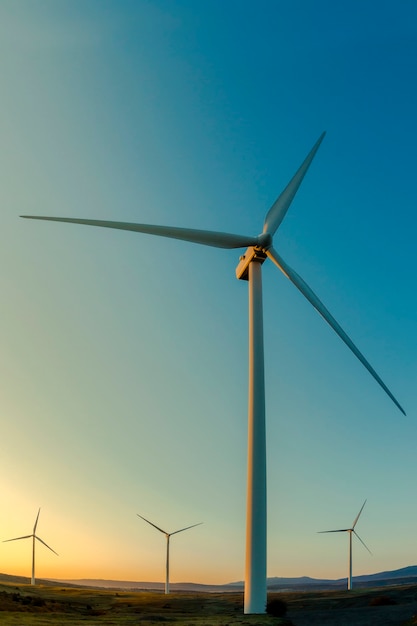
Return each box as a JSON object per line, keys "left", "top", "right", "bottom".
{"left": 137, "top": 514, "right": 202, "bottom": 594}
{"left": 319, "top": 500, "right": 372, "bottom": 590}
{"left": 21, "top": 132, "right": 405, "bottom": 613}
{"left": 3, "top": 508, "right": 58, "bottom": 585}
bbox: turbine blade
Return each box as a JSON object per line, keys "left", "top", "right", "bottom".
{"left": 266, "top": 247, "right": 406, "bottom": 415}
{"left": 263, "top": 132, "right": 326, "bottom": 237}
{"left": 318, "top": 529, "right": 349, "bottom": 534}
{"left": 21, "top": 216, "right": 258, "bottom": 250}
{"left": 35, "top": 536, "right": 59, "bottom": 556}
{"left": 353, "top": 530, "right": 372, "bottom": 555}
{"left": 137, "top": 514, "right": 167, "bottom": 535}
{"left": 352, "top": 500, "right": 367, "bottom": 529}
{"left": 33, "top": 508, "right": 40, "bottom": 534}
{"left": 3, "top": 534, "right": 32, "bottom": 542}
{"left": 170, "top": 522, "right": 203, "bottom": 536}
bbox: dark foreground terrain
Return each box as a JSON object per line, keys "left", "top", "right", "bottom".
{"left": 1, "top": 578, "right": 417, "bottom": 625}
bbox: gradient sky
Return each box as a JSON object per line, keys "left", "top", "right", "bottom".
{"left": 0, "top": 0, "right": 416, "bottom": 586}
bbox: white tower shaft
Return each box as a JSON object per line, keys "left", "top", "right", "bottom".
{"left": 166, "top": 535, "right": 170, "bottom": 594}
{"left": 348, "top": 531, "right": 353, "bottom": 590}
{"left": 31, "top": 535, "right": 36, "bottom": 585}
{"left": 244, "top": 258, "right": 267, "bottom": 614}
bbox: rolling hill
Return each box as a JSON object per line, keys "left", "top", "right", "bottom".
{"left": 2, "top": 565, "right": 417, "bottom": 592}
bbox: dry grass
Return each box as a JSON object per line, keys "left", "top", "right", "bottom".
{"left": 0, "top": 582, "right": 283, "bottom": 625}
{"left": 1, "top": 579, "right": 417, "bottom": 625}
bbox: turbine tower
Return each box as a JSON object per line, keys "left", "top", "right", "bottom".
{"left": 319, "top": 500, "right": 372, "bottom": 590}
{"left": 3, "top": 508, "right": 58, "bottom": 585}
{"left": 137, "top": 514, "right": 202, "bottom": 594}
{"left": 21, "top": 133, "right": 405, "bottom": 613}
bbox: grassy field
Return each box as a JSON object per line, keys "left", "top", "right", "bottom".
{"left": 0, "top": 581, "right": 285, "bottom": 626}
{"left": 1, "top": 579, "right": 417, "bottom": 625}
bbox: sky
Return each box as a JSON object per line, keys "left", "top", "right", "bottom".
{"left": 0, "top": 0, "right": 416, "bottom": 586}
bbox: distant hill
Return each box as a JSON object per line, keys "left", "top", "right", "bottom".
{"left": 0, "top": 572, "right": 74, "bottom": 587}
{"left": 264, "top": 566, "right": 417, "bottom": 591}
{"left": 49, "top": 579, "right": 233, "bottom": 592}
{"left": 49, "top": 565, "right": 417, "bottom": 592}
{"left": 353, "top": 565, "right": 417, "bottom": 581}
{"left": 2, "top": 566, "right": 417, "bottom": 592}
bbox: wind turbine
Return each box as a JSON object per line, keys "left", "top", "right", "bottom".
{"left": 21, "top": 132, "right": 405, "bottom": 613}
{"left": 3, "top": 508, "right": 58, "bottom": 585}
{"left": 318, "top": 499, "right": 372, "bottom": 590}
{"left": 137, "top": 514, "right": 202, "bottom": 594}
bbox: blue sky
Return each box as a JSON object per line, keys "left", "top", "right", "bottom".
{"left": 0, "top": 0, "right": 416, "bottom": 585}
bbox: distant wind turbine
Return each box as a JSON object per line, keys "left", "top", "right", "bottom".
{"left": 137, "top": 514, "right": 202, "bottom": 594}
{"left": 21, "top": 132, "right": 405, "bottom": 613}
{"left": 3, "top": 508, "right": 58, "bottom": 585}
{"left": 319, "top": 500, "right": 372, "bottom": 590}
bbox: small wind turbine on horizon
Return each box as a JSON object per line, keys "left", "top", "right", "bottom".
{"left": 3, "top": 508, "right": 58, "bottom": 585}
{"left": 137, "top": 514, "right": 202, "bottom": 594}
{"left": 21, "top": 132, "right": 405, "bottom": 613}
{"left": 318, "top": 500, "right": 372, "bottom": 591}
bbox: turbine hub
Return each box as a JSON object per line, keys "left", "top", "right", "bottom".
{"left": 256, "top": 232, "right": 273, "bottom": 250}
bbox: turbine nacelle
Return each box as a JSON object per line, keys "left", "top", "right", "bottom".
{"left": 236, "top": 246, "right": 267, "bottom": 281}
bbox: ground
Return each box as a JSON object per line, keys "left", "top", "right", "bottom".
{"left": 283, "top": 586, "right": 417, "bottom": 625}
{"left": 0, "top": 579, "right": 417, "bottom": 625}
